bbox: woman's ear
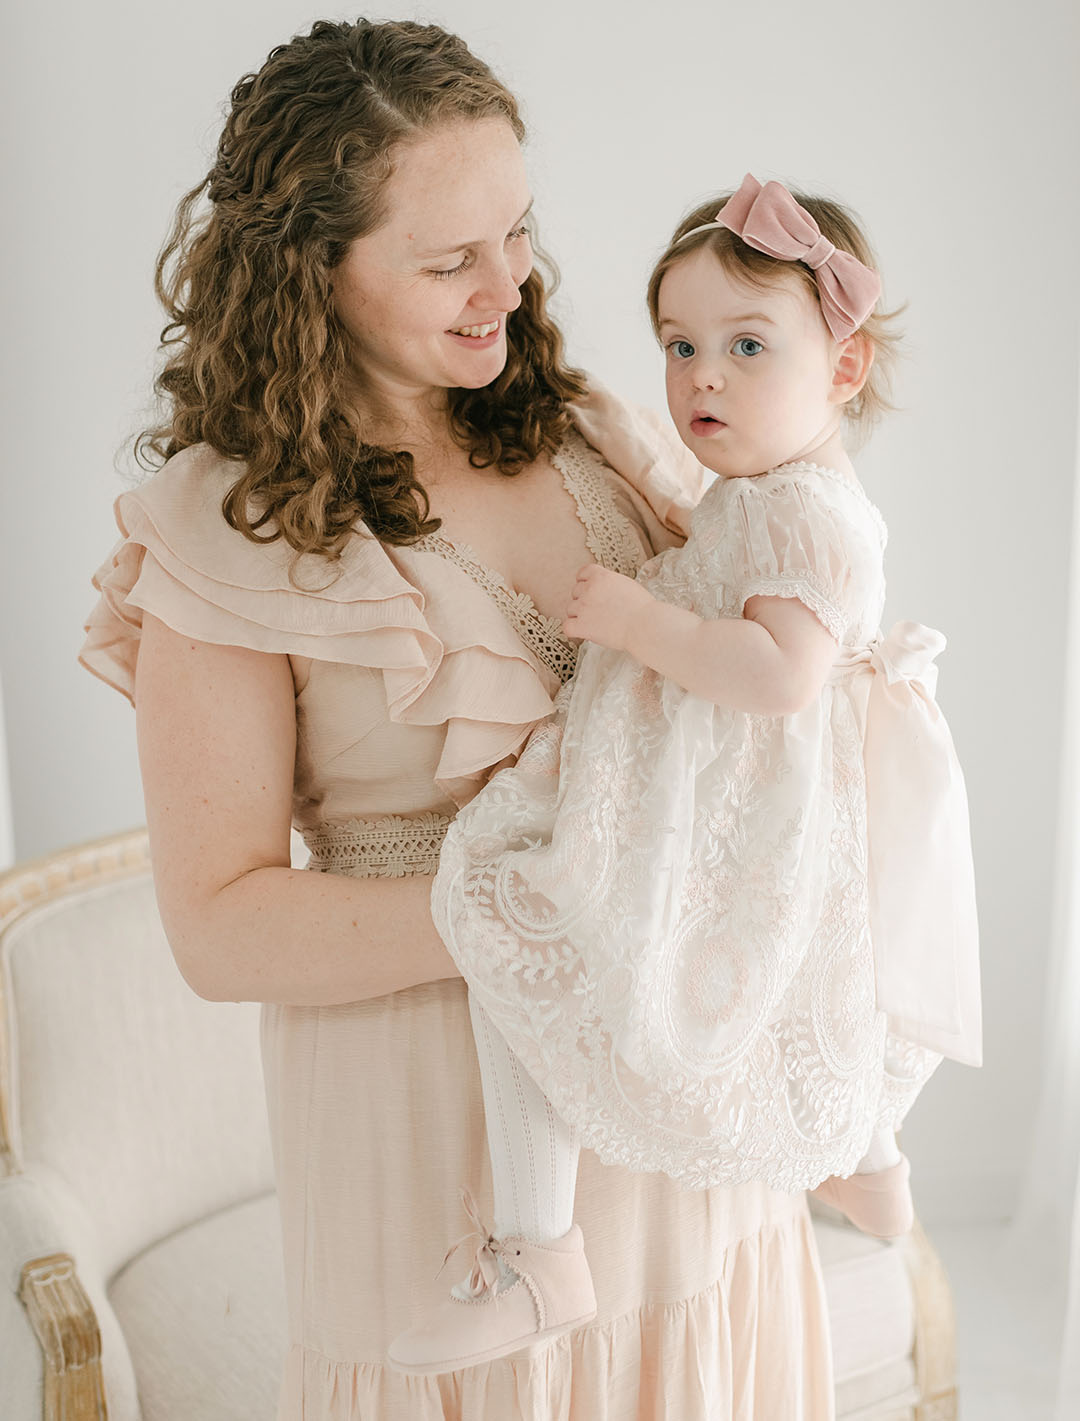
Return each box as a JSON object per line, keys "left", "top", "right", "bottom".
{"left": 828, "top": 332, "right": 874, "bottom": 407}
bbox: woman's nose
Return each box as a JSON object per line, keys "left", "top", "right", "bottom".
{"left": 473, "top": 252, "right": 526, "bottom": 314}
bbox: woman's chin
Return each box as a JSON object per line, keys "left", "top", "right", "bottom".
{"left": 451, "top": 351, "right": 509, "bottom": 390}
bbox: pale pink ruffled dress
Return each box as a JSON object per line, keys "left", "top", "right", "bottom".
{"left": 80, "top": 384, "right": 836, "bottom": 1420}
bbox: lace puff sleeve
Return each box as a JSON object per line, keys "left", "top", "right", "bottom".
{"left": 722, "top": 469, "right": 886, "bottom": 642}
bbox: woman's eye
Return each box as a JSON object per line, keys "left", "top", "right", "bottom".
{"left": 431, "top": 254, "right": 474, "bottom": 281}
{"left": 431, "top": 228, "right": 526, "bottom": 280}
{"left": 669, "top": 339, "right": 695, "bottom": 359}
{"left": 733, "top": 337, "right": 764, "bottom": 357}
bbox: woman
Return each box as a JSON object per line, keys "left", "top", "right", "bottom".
{"left": 81, "top": 19, "right": 835, "bottom": 1419}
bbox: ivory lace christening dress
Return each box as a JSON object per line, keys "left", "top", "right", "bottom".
{"left": 79, "top": 384, "right": 838, "bottom": 1420}
{"left": 433, "top": 460, "right": 980, "bottom": 1193}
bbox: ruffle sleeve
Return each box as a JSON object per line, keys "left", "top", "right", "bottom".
{"left": 78, "top": 445, "right": 557, "bottom": 800}
{"left": 80, "top": 444, "right": 439, "bottom": 707}
{"left": 724, "top": 470, "right": 885, "bottom": 642}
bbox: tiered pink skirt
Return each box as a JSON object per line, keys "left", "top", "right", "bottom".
{"left": 261, "top": 977, "right": 835, "bottom": 1419}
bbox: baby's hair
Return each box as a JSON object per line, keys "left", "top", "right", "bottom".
{"left": 646, "top": 187, "right": 903, "bottom": 443}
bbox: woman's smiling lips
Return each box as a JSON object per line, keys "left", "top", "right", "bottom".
{"left": 446, "top": 318, "right": 503, "bottom": 350}
{"left": 689, "top": 409, "right": 727, "bottom": 437}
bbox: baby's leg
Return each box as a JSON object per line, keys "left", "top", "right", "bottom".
{"left": 386, "top": 995, "right": 595, "bottom": 1374}
{"left": 855, "top": 1125, "right": 902, "bottom": 1173}
{"left": 468, "top": 993, "right": 579, "bottom": 1242}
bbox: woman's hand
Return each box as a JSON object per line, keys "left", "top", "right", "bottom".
{"left": 563, "top": 564, "right": 656, "bottom": 652}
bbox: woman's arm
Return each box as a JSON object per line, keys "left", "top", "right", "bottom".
{"left": 564, "top": 566, "right": 837, "bottom": 715}
{"left": 135, "top": 613, "right": 460, "bottom": 1006}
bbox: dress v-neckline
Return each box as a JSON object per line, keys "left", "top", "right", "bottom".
{"left": 414, "top": 429, "right": 643, "bottom": 686}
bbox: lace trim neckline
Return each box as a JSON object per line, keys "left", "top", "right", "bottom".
{"left": 415, "top": 428, "right": 643, "bottom": 685}
{"left": 768, "top": 458, "right": 849, "bottom": 480}
{"left": 416, "top": 531, "right": 579, "bottom": 685}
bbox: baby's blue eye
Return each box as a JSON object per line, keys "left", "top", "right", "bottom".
{"left": 669, "top": 339, "right": 695, "bottom": 359}
{"left": 733, "top": 337, "right": 764, "bottom": 357}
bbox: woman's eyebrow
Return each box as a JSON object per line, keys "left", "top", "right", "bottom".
{"left": 415, "top": 199, "right": 534, "bottom": 258}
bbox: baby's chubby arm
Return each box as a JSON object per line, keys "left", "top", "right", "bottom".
{"left": 564, "top": 564, "right": 837, "bottom": 716}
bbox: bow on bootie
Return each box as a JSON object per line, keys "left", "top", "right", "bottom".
{"left": 439, "top": 1188, "right": 517, "bottom": 1295}
{"left": 679, "top": 173, "right": 882, "bottom": 341}
{"left": 833, "top": 621, "right": 982, "bottom": 1068}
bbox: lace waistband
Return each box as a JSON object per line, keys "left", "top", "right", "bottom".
{"left": 303, "top": 812, "right": 453, "bottom": 879}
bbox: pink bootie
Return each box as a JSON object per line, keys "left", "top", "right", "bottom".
{"left": 811, "top": 1154, "right": 915, "bottom": 1239}
{"left": 387, "top": 1190, "right": 597, "bottom": 1375}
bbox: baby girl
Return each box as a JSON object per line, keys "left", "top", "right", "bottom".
{"left": 389, "top": 174, "right": 981, "bottom": 1375}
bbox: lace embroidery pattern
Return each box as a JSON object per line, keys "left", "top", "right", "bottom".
{"left": 736, "top": 575, "right": 848, "bottom": 642}
{"left": 551, "top": 429, "right": 645, "bottom": 580}
{"left": 433, "top": 654, "right": 940, "bottom": 1191}
{"left": 305, "top": 812, "right": 452, "bottom": 879}
{"left": 415, "top": 534, "right": 579, "bottom": 685}
{"left": 415, "top": 430, "right": 645, "bottom": 687}
{"left": 430, "top": 461, "right": 941, "bottom": 1191}
{"left": 768, "top": 460, "right": 888, "bottom": 545}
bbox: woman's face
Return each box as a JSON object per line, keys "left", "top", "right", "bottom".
{"left": 332, "top": 117, "right": 534, "bottom": 417}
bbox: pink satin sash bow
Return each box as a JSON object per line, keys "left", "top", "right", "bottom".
{"left": 715, "top": 174, "right": 883, "bottom": 341}
{"left": 833, "top": 621, "right": 983, "bottom": 1066}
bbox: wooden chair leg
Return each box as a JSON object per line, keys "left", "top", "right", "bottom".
{"left": 906, "top": 1220, "right": 959, "bottom": 1420}
{"left": 19, "top": 1252, "right": 108, "bottom": 1420}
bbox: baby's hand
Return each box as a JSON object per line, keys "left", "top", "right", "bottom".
{"left": 563, "top": 564, "right": 654, "bottom": 652}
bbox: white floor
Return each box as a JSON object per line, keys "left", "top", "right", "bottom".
{"left": 930, "top": 1222, "right": 1066, "bottom": 1421}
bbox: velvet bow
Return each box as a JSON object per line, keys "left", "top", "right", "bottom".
{"left": 714, "top": 173, "right": 883, "bottom": 341}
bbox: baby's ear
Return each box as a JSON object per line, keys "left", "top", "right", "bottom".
{"left": 829, "top": 331, "right": 874, "bottom": 407}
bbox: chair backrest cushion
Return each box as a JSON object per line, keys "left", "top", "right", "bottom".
{"left": 3, "top": 862, "right": 274, "bottom": 1280}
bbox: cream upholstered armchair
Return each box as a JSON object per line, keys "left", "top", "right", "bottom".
{"left": 0, "top": 830, "right": 284, "bottom": 1420}
{"left": 1, "top": 830, "right": 958, "bottom": 1420}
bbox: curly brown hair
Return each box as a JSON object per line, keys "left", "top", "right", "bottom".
{"left": 646, "top": 187, "right": 903, "bottom": 443}
{"left": 140, "top": 18, "right": 586, "bottom": 561}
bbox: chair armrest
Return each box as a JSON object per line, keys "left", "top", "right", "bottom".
{"left": 0, "top": 1168, "right": 139, "bottom": 1421}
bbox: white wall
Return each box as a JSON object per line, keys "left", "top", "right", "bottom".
{"left": 2, "top": 0, "right": 1077, "bottom": 1224}
{"left": 0, "top": 672, "right": 12, "bottom": 870}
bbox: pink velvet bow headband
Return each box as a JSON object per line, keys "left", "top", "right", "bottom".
{"left": 677, "top": 173, "right": 882, "bottom": 341}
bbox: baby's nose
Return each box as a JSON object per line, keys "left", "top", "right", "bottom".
{"left": 692, "top": 365, "right": 725, "bottom": 392}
